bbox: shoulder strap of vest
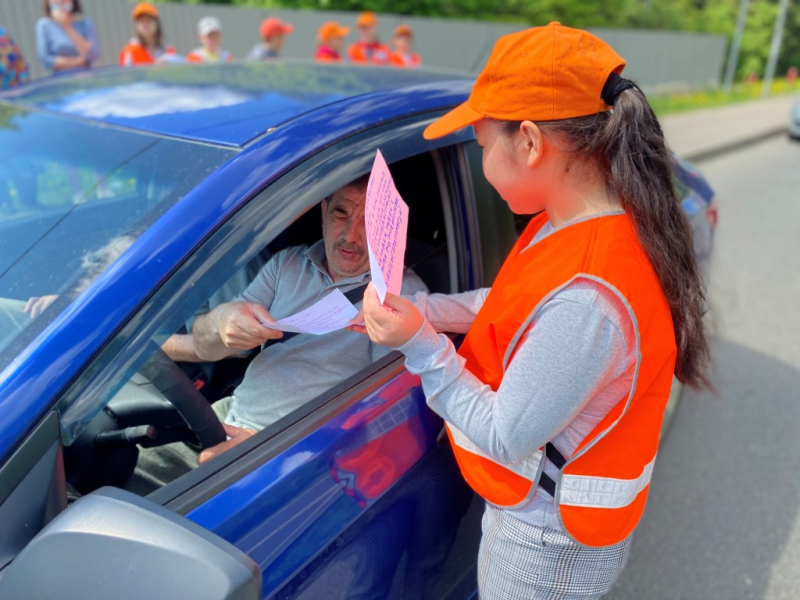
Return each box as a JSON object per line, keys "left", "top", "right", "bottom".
{"left": 538, "top": 442, "right": 567, "bottom": 497}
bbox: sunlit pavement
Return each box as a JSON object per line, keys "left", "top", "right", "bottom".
{"left": 607, "top": 136, "right": 800, "bottom": 600}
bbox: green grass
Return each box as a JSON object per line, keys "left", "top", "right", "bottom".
{"left": 649, "top": 78, "right": 800, "bottom": 117}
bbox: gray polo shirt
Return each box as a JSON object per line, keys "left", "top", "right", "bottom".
{"left": 226, "top": 240, "right": 427, "bottom": 431}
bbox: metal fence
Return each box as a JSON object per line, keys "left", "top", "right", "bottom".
{"left": 3, "top": 0, "right": 726, "bottom": 90}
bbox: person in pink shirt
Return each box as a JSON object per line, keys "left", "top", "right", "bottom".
{"left": 315, "top": 21, "right": 349, "bottom": 62}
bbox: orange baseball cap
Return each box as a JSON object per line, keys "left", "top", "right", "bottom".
{"left": 261, "top": 17, "right": 293, "bottom": 40}
{"left": 132, "top": 2, "right": 159, "bottom": 20}
{"left": 318, "top": 21, "right": 350, "bottom": 43}
{"left": 357, "top": 11, "right": 378, "bottom": 28}
{"left": 424, "top": 22, "right": 626, "bottom": 140}
{"left": 394, "top": 24, "right": 413, "bottom": 38}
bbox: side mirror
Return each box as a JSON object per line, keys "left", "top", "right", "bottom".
{"left": 0, "top": 487, "right": 260, "bottom": 600}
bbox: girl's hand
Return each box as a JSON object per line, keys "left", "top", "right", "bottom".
{"left": 359, "top": 283, "right": 423, "bottom": 348}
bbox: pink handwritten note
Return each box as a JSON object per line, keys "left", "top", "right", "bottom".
{"left": 365, "top": 150, "right": 409, "bottom": 304}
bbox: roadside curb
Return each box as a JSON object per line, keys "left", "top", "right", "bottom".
{"left": 682, "top": 125, "right": 789, "bottom": 163}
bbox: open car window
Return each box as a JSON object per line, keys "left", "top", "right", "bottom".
{"left": 55, "top": 118, "right": 468, "bottom": 497}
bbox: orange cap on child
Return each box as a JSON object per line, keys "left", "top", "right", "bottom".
{"left": 318, "top": 21, "right": 350, "bottom": 43}
{"left": 357, "top": 11, "right": 378, "bottom": 28}
{"left": 424, "top": 23, "right": 626, "bottom": 140}
{"left": 132, "top": 2, "right": 160, "bottom": 20}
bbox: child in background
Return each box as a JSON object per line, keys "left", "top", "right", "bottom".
{"left": 247, "top": 17, "right": 294, "bottom": 61}
{"left": 315, "top": 22, "right": 349, "bottom": 63}
{"left": 187, "top": 17, "right": 233, "bottom": 64}
{"left": 389, "top": 25, "right": 421, "bottom": 69}
{"left": 348, "top": 12, "right": 389, "bottom": 65}
{"left": 119, "top": 3, "right": 180, "bottom": 66}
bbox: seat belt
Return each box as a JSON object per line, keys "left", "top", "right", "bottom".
{"left": 264, "top": 283, "right": 369, "bottom": 347}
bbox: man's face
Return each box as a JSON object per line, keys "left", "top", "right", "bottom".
{"left": 322, "top": 185, "right": 368, "bottom": 282}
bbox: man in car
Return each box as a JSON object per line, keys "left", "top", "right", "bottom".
{"left": 131, "top": 175, "right": 427, "bottom": 492}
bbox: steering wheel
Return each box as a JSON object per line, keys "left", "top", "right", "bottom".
{"left": 136, "top": 342, "right": 227, "bottom": 449}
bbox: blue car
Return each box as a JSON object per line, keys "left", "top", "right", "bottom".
{"left": 0, "top": 63, "right": 715, "bottom": 599}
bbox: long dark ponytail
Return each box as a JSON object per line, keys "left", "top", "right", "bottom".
{"left": 504, "top": 84, "right": 710, "bottom": 388}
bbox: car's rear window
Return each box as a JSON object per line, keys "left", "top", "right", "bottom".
{"left": 0, "top": 104, "right": 235, "bottom": 360}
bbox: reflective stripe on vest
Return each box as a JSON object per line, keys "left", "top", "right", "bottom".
{"left": 449, "top": 424, "right": 543, "bottom": 482}
{"left": 559, "top": 456, "right": 655, "bottom": 509}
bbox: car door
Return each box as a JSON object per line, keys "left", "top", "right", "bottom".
{"left": 6, "top": 116, "right": 483, "bottom": 600}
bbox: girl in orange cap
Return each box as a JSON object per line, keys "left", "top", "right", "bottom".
{"left": 315, "top": 21, "right": 349, "bottom": 62}
{"left": 119, "top": 2, "right": 179, "bottom": 66}
{"left": 353, "top": 23, "right": 708, "bottom": 599}
{"left": 389, "top": 25, "right": 421, "bottom": 68}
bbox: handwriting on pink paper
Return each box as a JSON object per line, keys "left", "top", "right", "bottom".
{"left": 366, "top": 150, "right": 409, "bottom": 303}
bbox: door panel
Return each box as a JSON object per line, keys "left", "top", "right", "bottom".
{"left": 186, "top": 366, "right": 467, "bottom": 598}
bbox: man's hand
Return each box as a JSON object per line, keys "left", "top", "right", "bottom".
{"left": 197, "top": 423, "right": 255, "bottom": 465}
{"left": 359, "top": 283, "right": 424, "bottom": 348}
{"left": 24, "top": 295, "right": 58, "bottom": 319}
{"left": 193, "top": 301, "right": 283, "bottom": 362}
{"left": 217, "top": 302, "right": 283, "bottom": 350}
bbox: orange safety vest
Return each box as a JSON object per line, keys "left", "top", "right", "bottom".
{"left": 449, "top": 212, "right": 677, "bottom": 547}
{"left": 348, "top": 42, "right": 391, "bottom": 64}
{"left": 389, "top": 51, "right": 421, "bottom": 68}
{"left": 119, "top": 42, "right": 177, "bottom": 66}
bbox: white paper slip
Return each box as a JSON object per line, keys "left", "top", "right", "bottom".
{"left": 365, "top": 149, "right": 409, "bottom": 304}
{"left": 263, "top": 289, "right": 359, "bottom": 335}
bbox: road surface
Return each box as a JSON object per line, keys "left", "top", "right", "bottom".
{"left": 607, "top": 135, "right": 800, "bottom": 600}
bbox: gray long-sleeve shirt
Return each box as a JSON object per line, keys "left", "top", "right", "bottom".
{"left": 227, "top": 241, "right": 427, "bottom": 430}
{"left": 400, "top": 217, "right": 638, "bottom": 530}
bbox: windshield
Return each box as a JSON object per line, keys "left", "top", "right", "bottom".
{"left": 0, "top": 104, "right": 235, "bottom": 360}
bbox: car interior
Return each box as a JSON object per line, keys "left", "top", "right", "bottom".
{"left": 2, "top": 141, "right": 492, "bottom": 599}
{"left": 61, "top": 148, "right": 458, "bottom": 498}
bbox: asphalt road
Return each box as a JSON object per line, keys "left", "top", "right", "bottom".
{"left": 606, "top": 135, "right": 800, "bottom": 600}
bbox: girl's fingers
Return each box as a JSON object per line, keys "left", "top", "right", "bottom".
{"left": 360, "top": 284, "right": 424, "bottom": 348}
{"left": 346, "top": 324, "right": 368, "bottom": 335}
{"left": 348, "top": 308, "right": 365, "bottom": 327}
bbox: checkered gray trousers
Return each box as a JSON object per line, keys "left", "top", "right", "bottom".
{"left": 477, "top": 503, "right": 631, "bottom": 600}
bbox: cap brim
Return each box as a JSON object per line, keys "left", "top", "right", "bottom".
{"left": 282, "top": 24, "right": 294, "bottom": 34}
{"left": 423, "top": 102, "right": 484, "bottom": 140}
{"left": 133, "top": 9, "right": 159, "bottom": 19}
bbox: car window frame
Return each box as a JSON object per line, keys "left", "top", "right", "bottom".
{"left": 56, "top": 113, "right": 474, "bottom": 505}
{"left": 458, "top": 140, "right": 519, "bottom": 287}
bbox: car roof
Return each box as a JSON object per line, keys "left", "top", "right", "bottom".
{"left": 0, "top": 62, "right": 472, "bottom": 147}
